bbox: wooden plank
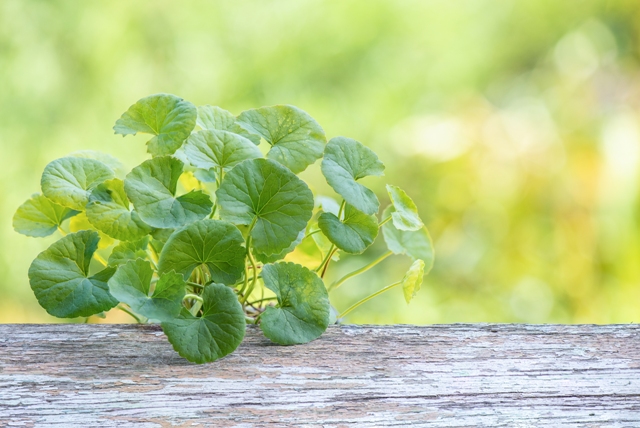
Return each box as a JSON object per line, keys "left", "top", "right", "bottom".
{"left": 1, "top": 324, "right": 639, "bottom": 427}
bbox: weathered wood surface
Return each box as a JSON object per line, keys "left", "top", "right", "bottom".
{"left": 1, "top": 324, "right": 640, "bottom": 427}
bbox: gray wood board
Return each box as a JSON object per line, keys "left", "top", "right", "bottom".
{"left": 1, "top": 324, "right": 639, "bottom": 427}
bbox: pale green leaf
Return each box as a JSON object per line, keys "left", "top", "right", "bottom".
{"left": 13, "top": 194, "right": 79, "bottom": 237}
{"left": 41, "top": 157, "right": 115, "bottom": 211}
{"left": 69, "top": 212, "right": 115, "bottom": 249}
{"left": 108, "top": 237, "right": 149, "bottom": 267}
{"left": 183, "top": 130, "right": 262, "bottom": 176}
{"left": 86, "top": 178, "right": 152, "bottom": 241}
{"left": 114, "top": 93, "right": 197, "bottom": 156}
{"left": 402, "top": 259, "right": 425, "bottom": 304}
{"left": 108, "top": 259, "right": 184, "bottom": 321}
{"left": 161, "top": 283, "right": 245, "bottom": 363}
{"left": 124, "top": 156, "right": 212, "bottom": 228}
{"left": 157, "top": 219, "right": 245, "bottom": 285}
{"left": 321, "top": 137, "right": 384, "bottom": 215}
{"left": 259, "top": 262, "right": 330, "bottom": 345}
{"left": 217, "top": 158, "right": 314, "bottom": 256}
{"left": 318, "top": 204, "right": 378, "bottom": 254}
{"left": 28, "top": 230, "right": 118, "bottom": 318}
{"left": 197, "top": 105, "right": 260, "bottom": 145}
{"left": 387, "top": 184, "right": 423, "bottom": 231}
{"left": 68, "top": 151, "right": 125, "bottom": 176}
{"left": 382, "top": 205, "right": 435, "bottom": 273}
{"left": 236, "top": 105, "right": 326, "bottom": 173}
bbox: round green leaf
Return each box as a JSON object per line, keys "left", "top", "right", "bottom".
{"left": 321, "top": 137, "right": 385, "bottom": 215}
{"left": 124, "top": 156, "right": 212, "bottom": 229}
{"left": 387, "top": 184, "right": 423, "bottom": 231}
{"left": 108, "top": 237, "right": 149, "bottom": 267}
{"left": 318, "top": 204, "right": 378, "bottom": 254}
{"left": 157, "top": 219, "right": 246, "bottom": 285}
{"left": 217, "top": 158, "right": 314, "bottom": 257}
{"left": 161, "top": 283, "right": 246, "bottom": 363}
{"left": 86, "top": 178, "right": 152, "bottom": 241}
{"left": 41, "top": 157, "right": 115, "bottom": 211}
{"left": 108, "top": 259, "right": 185, "bottom": 321}
{"left": 68, "top": 151, "right": 125, "bottom": 176}
{"left": 236, "top": 105, "right": 326, "bottom": 173}
{"left": 28, "top": 230, "right": 118, "bottom": 318}
{"left": 197, "top": 105, "right": 260, "bottom": 145}
{"left": 13, "top": 194, "right": 79, "bottom": 237}
{"left": 183, "top": 129, "right": 262, "bottom": 174}
{"left": 254, "top": 229, "right": 305, "bottom": 264}
{"left": 382, "top": 205, "right": 435, "bottom": 273}
{"left": 259, "top": 262, "right": 330, "bottom": 345}
{"left": 402, "top": 259, "right": 425, "bottom": 304}
{"left": 114, "top": 93, "right": 197, "bottom": 157}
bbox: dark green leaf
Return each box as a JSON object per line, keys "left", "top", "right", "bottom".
{"left": 28, "top": 230, "right": 118, "bottom": 318}
{"left": 236, "top": 105, "right": 326, "bottom": 173}
{"left": 197, "top": 105, "right": 260, "bottom": 145}
{"left": 157, "top": 219, "right": 246, "bottom": 285}
{"left": 382, "top": 205, "right": 435, "bottom": 272}
{"left": 387, "top": 184, "right": 423, "bottom": 231}
{"left": 114, "top": 93, "right": 197, "bottom": 157}
{"left": 259, "top": 262, "right": 330, "bottom": 345}
{"left": 13, "top": 194, "right": 79, "bottom": 237}
{"left": 124, "top": 156, "right": 212, "bottom": 228}
{"left": 318, "top": 204, "right": 378, "bottom": 254}
{"left": 217, "top": 158, "right": 314, "bottom": 256}
{"left": 41, "top": 157, "right": 115, "bottom": 211}
{"left": 108, "top": 259, "right": 185, "bottom": 321}
{"left": 86, "top": 178, "right": 152, "bottom": 241}
{"left": 161, "top": 284, "right": 245, "bottom": 363}
{"left": 254, "top": 229, "right": 305, "bottom": 264}
{"left": 321, "top": 137, "right": 384, "bottom": 215}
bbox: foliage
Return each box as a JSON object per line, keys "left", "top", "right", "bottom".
{"left": 14, "top": 93, "right": 434, "bottom": 363}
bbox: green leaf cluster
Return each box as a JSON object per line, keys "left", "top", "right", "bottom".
{"left": 15, "top": 93, "right": 435, "bottom": 364}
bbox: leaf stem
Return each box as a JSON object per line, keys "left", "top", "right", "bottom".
{"left": 241, "top": 217, "right": 259, "bottom": 304}
{"left": 328, "top": 250, "right": 392, "bottom": 292}
{"left": 187, "top": 281, "right": 205, "bottom": 289}
{"left": 248, "top": 296, "right": 278, "bottom": 306}
{"left": 302, "top": 229, "right": 321, "bottom": 241}
{"left": 93, "top": 252, "right": 108, "bottom": 267}
{"left": 379, "top": 215, "right": 392, "bottom": 227}
{"left": 315, "top": 244, "right": 336, "bottom": 273}
{"left": 57, "top": 226, "right": 67, "bottom": 236}
{"left": 338, "top": 280, "right": 403, "bottom": 319}
{"left": 183, "top": 293, "right": 204, "bottom": 303}
{"left": 118, "top": 306, "right": 142, "bottom": 323}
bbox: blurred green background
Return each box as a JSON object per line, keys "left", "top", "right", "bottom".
{"left": 2, "top": 0, "right": 640, "bottom": 324}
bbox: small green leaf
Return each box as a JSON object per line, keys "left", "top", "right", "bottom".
{"left": 236, "top": 105, "right": 326, "bottom": 173}
{"left": 28, "top": 230, "right": 118, "bottom": 318}
{"left": 108, "top": 259, "right": 185, "bottom": 321}
{"left": 86, "top": 178, "right": 152, "bottom": 241}
{"left": 68, "top": 151, "right": 125, "bottom": 176}
{"left": 217, "top": 158, "right": 314, "bottom": 256}
{"left": 321, "top": 137, "right": 384, "bottom": 215}
{"left": 124, "top": 156, "right": 212, "bottom": 228}
{"left": 13, "top": 194, "right": 79, "bottom": 237}
{"left": 387, "top": 185, "right": 423, "bottom": 231}
{"left": 402, "top": 259, "right": 425, "bottom": 304}
{"left": 69, "top": 212, "right": 115, "bottom": 249}
{"left": 183, "top": 129, "right": 262, "bottom": 175}
{"left": 157, "top": 219, "right": 245, "bottom": 285}
{"left": 259, "top": 262, "right": 330, "bottom": 345}
{"left": 108, "top": 237, "right": 149, "bottom": 266}
{"left": 41, "top": 157, "right": 115, "bottom": 211}
{"left": 318, "top": 205, "right": 378, "bottom": 254}
{"left": 161, "top": 283, "right": 245, "bottom": 363}
{"left": 197, "top": 105, "right": 260, "bottom": 145}
{"left": 114, "top": 93, "right": 197, "bottom": 157}
{"left": 382, "top": 205, "right": 435, "bottom": 273}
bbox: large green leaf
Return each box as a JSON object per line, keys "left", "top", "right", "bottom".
{"left": 402, "top": 259, "right": 425, "bottom": 304}
{"left": 108, "top": 237, "right": 149, "bottom": 267}
{"left": 318, "top": 204, "right": 378, "bottom": 254}
{"left": 113, "top": 93, "right": 197, "bottom": 157}
{"left": 157, "top": 219, "right": 246, "bottom": 285}
{"left": 68, "top": 151, "right": 125, "bottom": 176}
{"left": 197, "top": 105, "right": 260, "bottom": 145}
{"left": 28, "top": 230, "right": 118, "bottom": 318}
{"left": 13, "top": 194, "right": 79, "bottom": 237}
{"left": 183, "top": 130, "right": 262, "bottom": 176}
{"left": 41, "top": 157, "right": 115, "bottom": 211}
{"left": 161, "top": 283, "right": 245, "bottom": 363}
{"left": 321, "top": 137, "right": 384, "bottom": 215}
{"left": 108, "top": 259, "right": 185, "bottom": 321}
{"left": 236, "top": 105, "right": 326, "bottom": 173}
{"left": 217, "top": 158, "right": 314, "bottom": 256}
{"left": 386, "top": 185, "right": 423, "bottom": 231}
{"left": 382, "top": 205, "right": 435, "bottom": 273}
{"left": 124, "top": 156, "right": 212, "bottom": 229}
{"left": 86, "top": 178, "right": 152, "bottom": 241}
{"left": 259, "top": 262, "right": 330, "bottom": 345}
{"left": 254, "top": 229, "right": 305, "bottom": 264}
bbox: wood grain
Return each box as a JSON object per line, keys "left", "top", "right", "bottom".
{"left": 1, "top": 324, "right": 639, "bottom": 427}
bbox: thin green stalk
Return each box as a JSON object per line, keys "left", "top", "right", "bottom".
{"left": 183, "top": 293, "right": 204, "bottom": 303}
{"left": 328, "top": 250, "right": 392, "bottom": 292}
{"left": 118, "top": 306, "right": 142, "bottom": 323}
{"left": 93, "top": 252, "right": 108, "bottom": 267}
{"left": 320, "top": 247, "right": 337, "bottom": 278}
{"left": 57, "top": 226, "right": 67, "bottom": 236}
{"left": 248, "top": 296, "right": 278, "bottom": 306}
{"left": 187, "top": 281, "right": 205, "bottom": 289}
{"left": 302, "top": 229, "right": 321, "bottom": 241}
{"left": 379, "top": 215, "right": 392, "bottom": 227}
{"left": 315, "top": 245, "right": 336, "bottom": 273}
{"left": 338, "top": 200, "right": 346, "bottom": 220}
{"left": 338, "top": 281, "right": 402, "bottom": 319}
{"left": 240, "top": 218, "right": 258, "bottom": 304}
